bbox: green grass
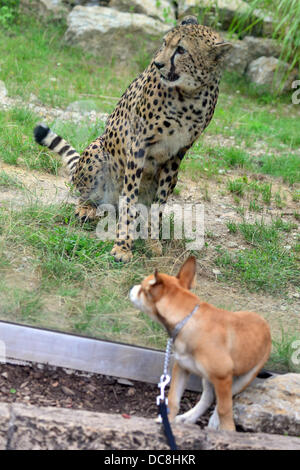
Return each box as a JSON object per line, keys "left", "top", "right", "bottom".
{"left": 229, "top": 0, "right": 300, "bottom": 88}
{"left": 0, "top": 170, "right": 24, "bottom": 189}
{"left": 182, "top": 144, "right": 300, "bottom": 186}
{"left": 0, "top": 108, "right": 106, "bottom": 173}
{"left": 215, "top": 219, "right": 299, "bottom": 294}
{"left": 0, "top": 16, "right": 139, "bottom": 113}
{"left": 209, "top": 84, "right": 300, "bottom": 150}
{"left": 0, "top": 202, "right": 169, "bottom": 347}
{"left": 268, "top": 328, "right": 300, "bottom": 373}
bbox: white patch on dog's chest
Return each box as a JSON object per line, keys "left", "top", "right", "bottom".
{"left": 174, "top": 350, "right": 208, "bottom": 379}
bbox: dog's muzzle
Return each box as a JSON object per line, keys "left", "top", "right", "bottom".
{"left": 129, "top": 285, "right": 141, "bottom": 309}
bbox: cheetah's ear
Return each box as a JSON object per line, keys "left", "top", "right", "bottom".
{"left": 180, "top": 15, "right": 199, "bottom": 26}
{"left": 212, "top": 42, "right": 233, "bottom": 61}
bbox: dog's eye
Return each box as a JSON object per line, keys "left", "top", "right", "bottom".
{"left": 177, "top": 45, "right": 186, "bottom": 55}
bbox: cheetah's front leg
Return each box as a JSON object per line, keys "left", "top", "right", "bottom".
{"left": 155, "top": 147, "right": 188, "bottom": 205}
{"left": 110, "top": 145, "right": 146, "bottom": 263}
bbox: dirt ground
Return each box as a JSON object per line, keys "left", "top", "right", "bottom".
{"left": 0, "top": 362, "right": 211, "bottom": 427}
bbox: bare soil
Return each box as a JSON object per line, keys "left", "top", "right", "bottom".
{"left": 0, "top": 362, "right": 210, "bottom": 426}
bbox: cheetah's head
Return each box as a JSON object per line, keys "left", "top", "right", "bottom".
{"left": 153, "top": 16, "right": 232, "bottom": 93}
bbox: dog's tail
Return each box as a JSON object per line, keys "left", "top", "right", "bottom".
{"left": 34, "top": 124, "right": 80, "bottom": 175}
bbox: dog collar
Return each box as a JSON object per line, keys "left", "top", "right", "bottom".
{"left": 171, "top": 304, "right": 199, "bottom": 341}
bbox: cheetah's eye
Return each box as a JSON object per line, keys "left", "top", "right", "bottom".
{"left": 176, "top": 45, "right": 186, "bottom": 55}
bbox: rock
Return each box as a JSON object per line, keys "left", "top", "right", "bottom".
{"left": 1, "top": 402, "right": 300, "bottom": 450}
{"left": 64, "top": 6, "right": 170, "bottom": 61}
{"left": 109, "top": 0, "right": 176, "bottom": 23}
{"left": 177, "top": 0, "right": 270, "bottom": 33}
{"left": 0, "top": 80, "right": 7, "bottom": 98}
{"left": 246, "top": 56, "right": 298, "bottom": 94}
{"left": 61, "top": 385, "right": 75, "bottom": 396}
{"left": 243, "top": 36, "right": 281, "bottom": 62}
{"left": 224, "top": 36, "right": 282, "bottom": 75}
{"left": 212, "top": 269, "right": 221, "bottom": 276}
{"left": 117, "top": 378, "right": 134, "bottom": 386}
{"left": 224, "top": 39, "right": 249, "bottom": 75}
{"left": 20, "top": 0, "right": 70, "bottom": 20}
{"left": 234, "top": 373, "right": 300, "bottom": 436}
{"left": 252, "top": 7, "right": 274, "bottom": 37}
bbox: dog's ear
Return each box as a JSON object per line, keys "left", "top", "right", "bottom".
{"left": 147, "top": 269, "right": 164, "bottom": 300}
{"left": 177, "top": 256, "right": 196, "bottom": 290}
{"left": 154, "top": 269, "right": 163, "bottom": 285}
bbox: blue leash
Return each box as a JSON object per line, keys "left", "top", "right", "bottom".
{"left": 156, "top": 339, "right": 178, "bottom": 450}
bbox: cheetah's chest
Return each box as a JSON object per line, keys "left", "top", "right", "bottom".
{"left": 148, "top": 125, "right": 192, "bottom": 164}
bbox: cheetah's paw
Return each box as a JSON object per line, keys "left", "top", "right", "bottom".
{"left": 111, "top": 245, "right": 133, "bottom": 263}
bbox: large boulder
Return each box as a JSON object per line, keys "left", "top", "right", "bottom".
{"left": 243, "top": 36, "right": 281, "bottom": 62}
{"left": 109, "top": 0, "right": 176, "bottom": 23}
{"left": 224, "top": 38, "right": 249, "bottom": 75}
{"left": 20, "top": 0, "right": 70, "bottom": 20}
{"left": 1, "top": 402, "right": 300, "bottom": 450}
{"left": 224, "top": 35, "right": 282, "bottom": 75}
{"left": 177, "top": 0, "right": 273, "bottom": 35}
{"left": 64, "top": 6, "right": 170, "bottom": 61}
{"left": 246, "top": 56, "right": 298, "bottom": 94}
{"left": 234, "top": 373, "right": 300, "bottom": 436}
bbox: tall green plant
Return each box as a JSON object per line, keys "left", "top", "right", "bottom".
{"left": 229, "top": 0, "right": 300, "bottom": 90}
{"left": 0, "top": 0, "right": 19, "bottom": 27}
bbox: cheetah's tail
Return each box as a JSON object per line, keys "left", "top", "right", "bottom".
{"left": 34, "top": 124, "right": 80, "bottom": 174}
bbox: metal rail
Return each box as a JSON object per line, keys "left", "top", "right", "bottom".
{"left": 0, "top": 320, "right": 275, "bottom": 391}
{"left": 0, "top": 321, "right": 203, "bottom": 391}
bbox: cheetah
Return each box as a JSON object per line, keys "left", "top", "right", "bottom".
{"left": 34, "top": 16, "right": 232, "bottom": 263}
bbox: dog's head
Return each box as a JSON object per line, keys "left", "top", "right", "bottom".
{"left": 129, "top": 256, "right": 196, "bottom": 325}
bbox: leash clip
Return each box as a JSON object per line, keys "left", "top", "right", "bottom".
{"left": 157, "top": 374, "right": 171, "bottom": 404}
{"left": 156, "top": 374, "right": 171, "bottom": 422}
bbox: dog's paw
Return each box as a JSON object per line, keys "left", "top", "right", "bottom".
{"left": 111, "top": 245, "right": 133, "bottom": 263}
{"left": 208, "top": 408, "right": 220, "bottom": 429}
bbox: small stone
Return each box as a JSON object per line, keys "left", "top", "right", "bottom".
{"left": 228, "top": 241, "right": 238, "bottom": 248}
{"left": 127, "top": 387, "right": 136, "bottom": 397}
{"left": 0, "top": 80, "right": 7, "bottom": 98}
{"left": 212, "top": 269, "right": 221, "bottom": 276}
{"left": 117, "top": 378, "right": 134, "bottom": 386}
{"left": 61, "top": 385, "right": 75, "bottom": 396}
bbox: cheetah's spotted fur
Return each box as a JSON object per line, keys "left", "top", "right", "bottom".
{"left": 34, "top": 16, "right": 231, "bottom": 262}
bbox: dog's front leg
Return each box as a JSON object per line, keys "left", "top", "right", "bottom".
{"left": 167, "top": 362, "right": 190, "bottom": 421}
{"left": 209, "top": 375, "right": 235, "bottom": 431}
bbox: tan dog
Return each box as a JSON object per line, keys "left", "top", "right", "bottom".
{"left": 130, "top": 256, "right": 271, "bottom": 431}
